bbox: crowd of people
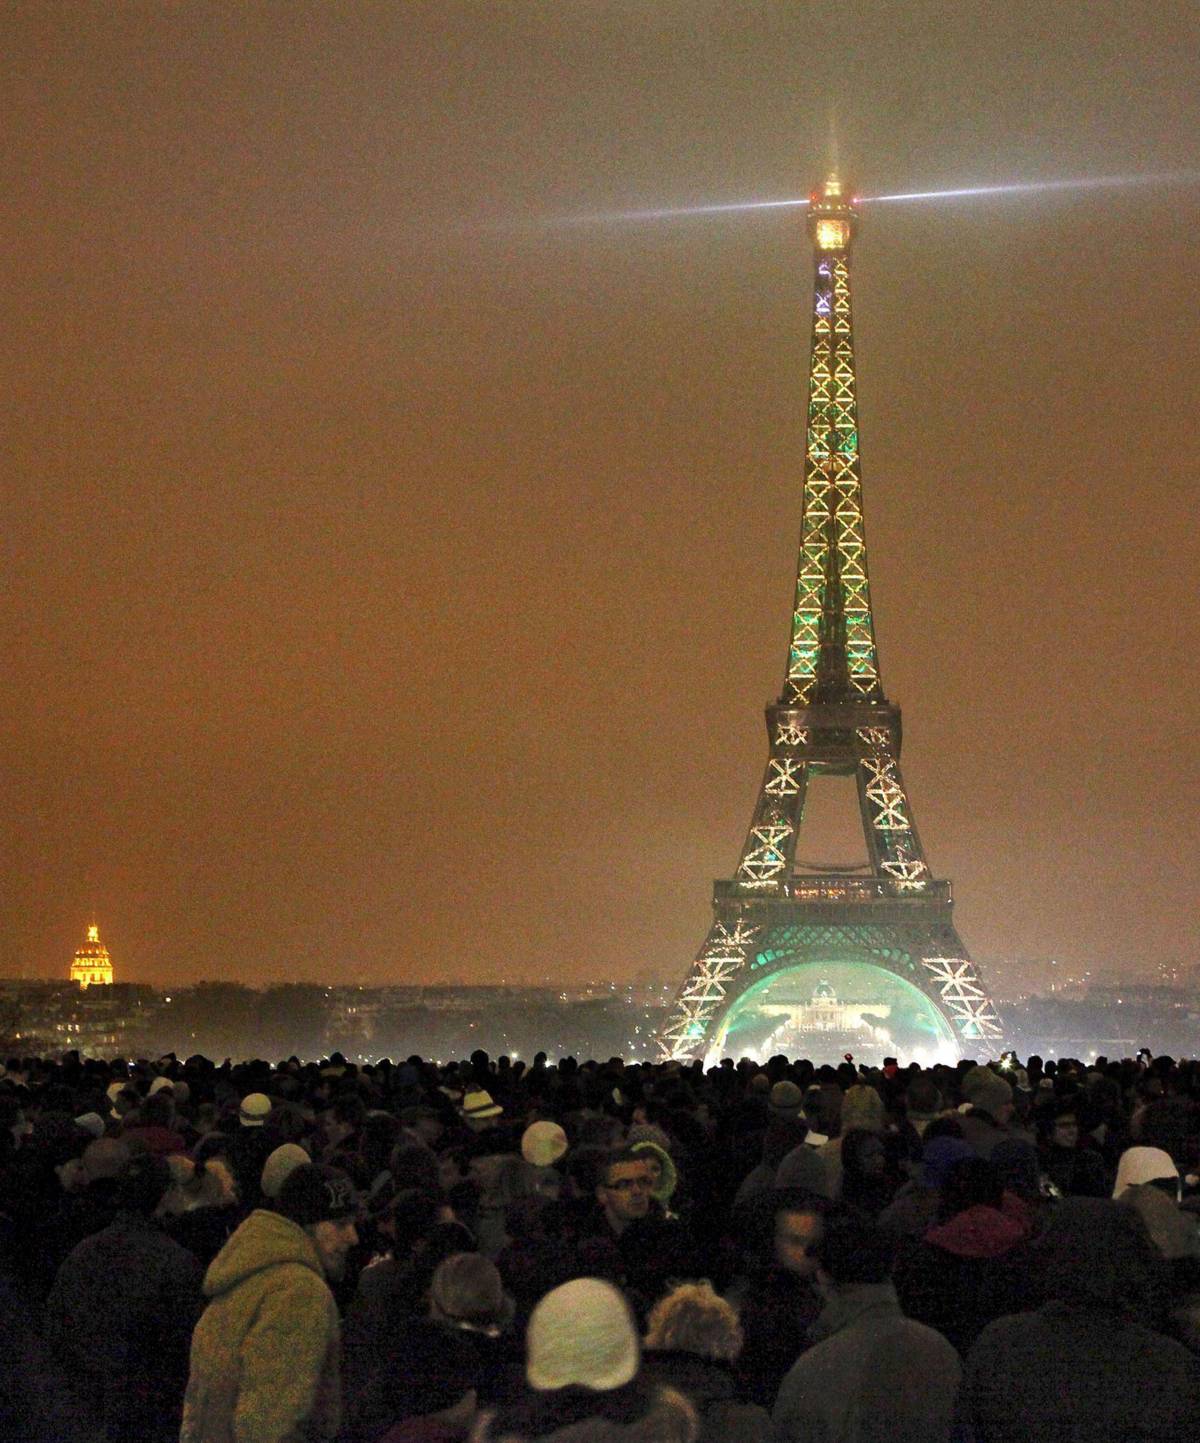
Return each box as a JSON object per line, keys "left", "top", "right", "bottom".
{"left": 2, "top": 1043, "right": 1200, "bottom": 1441}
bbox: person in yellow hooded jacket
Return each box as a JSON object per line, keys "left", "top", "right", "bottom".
{"left": 180, "top": 1164, "right": 358, "bottom": 1443}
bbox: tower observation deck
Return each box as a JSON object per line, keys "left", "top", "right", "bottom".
{"left": 659, "top": 175, "right": 1002, "bottom": 1065}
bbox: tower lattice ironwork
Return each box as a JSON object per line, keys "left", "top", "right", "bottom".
{"left": 660, "top": 174, "right": 1002, "bottom": 1063}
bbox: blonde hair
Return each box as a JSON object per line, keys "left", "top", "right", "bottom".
{"left": 644, "top": 1281, "right": 743, "bottom": 1362}
{"left": 161, "top": 1154, "right": 238, "bottom": 1213}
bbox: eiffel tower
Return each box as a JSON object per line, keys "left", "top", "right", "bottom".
{"left": 660, "top": 174, "right": 1002, "bottom": 1064}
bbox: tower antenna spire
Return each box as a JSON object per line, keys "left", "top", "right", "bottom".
{"left": 828, "top": 104, "right": 840, "bottom": 178}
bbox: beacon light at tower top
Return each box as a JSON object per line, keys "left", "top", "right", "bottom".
{"left": 807, "top": 171, "right": 858, "bottom": 252}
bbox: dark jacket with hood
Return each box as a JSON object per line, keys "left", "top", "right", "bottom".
{"left": 961, "top": 1198, "right": 1200, "bottom": 1442}
{"left": 893, "top": 1194, "right": 1034, "bottom": 1354}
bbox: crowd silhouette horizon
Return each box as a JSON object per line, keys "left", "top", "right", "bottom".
{"left": 3, "top": 1042, "right": 1200, "bottom": 1441}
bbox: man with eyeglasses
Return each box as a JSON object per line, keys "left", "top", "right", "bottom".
{"left": 575, "top": 1147, "right": 696, "bottom": 1323}
{"left": 596, "top": 1154, "right": 655, "bottom": 1235}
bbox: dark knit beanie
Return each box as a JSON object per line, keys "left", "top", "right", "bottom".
{"left": 276, "top": 1164, "right": 357, "bottom": 1226}
{"left": 961, "top": 1065, "right": 1013, "bottom": 1117}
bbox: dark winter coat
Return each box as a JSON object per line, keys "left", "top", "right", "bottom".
{"left": 892, "top": 1197, "right": 1034, "bottom": 1354}
{"left": 876, "top": 1180, "right": 940, "bottom": 1241}
{"left": 0, "top": 1274, "right": 105, "bottom": 1443}
{"left": 574, "top": 1211, "right": 698, "bottom": 1324}
{"left": 225, "top": 1125, "right": 277, "bottom": 1208}
{"left": 165, "top": 1200, "right": 242, "bottom": 1267}
{"left": 961, "top": 1302, "right": 1200, "bottom": 1442}
{"left": 642, "top": 1349, "right": 768, "bottom": 1443}
{"left": 45, "top": 1210, "right": 203, "bottom": 1442}
{"left": 474, "top": 1380, "right": 696, "bottom": 1443}
{"left": 1039, "top": 1141, "right": 1108, "bottom": 1197}
{"left": 343, "top": 1313, "right": 518, "bottom": 1443}
{"left": 961, "top": 1196, "right": 1200, "bottom": 1439}
{"left": 27, "top": 1176, "right": 121, "bottom": 1300}
{"left": 731, "top": 1266, "right": 822, "bottom": 1409}
{"left": 771, "top": 1283, "right": 960, "bottom": 1443}
{"left": 958, "top": 1111, "right": 1033, "bottom": 1161}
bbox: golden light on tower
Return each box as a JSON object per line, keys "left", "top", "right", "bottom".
{"left": 70, "top": 921, "right": 114, "bottom": 988}
{"left": 808, "top": 171, "right": 857, "bottom": 252}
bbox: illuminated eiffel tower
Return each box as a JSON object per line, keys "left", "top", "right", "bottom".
{"left": 660, "top": 174, "right": 1002, "bottom": 1064}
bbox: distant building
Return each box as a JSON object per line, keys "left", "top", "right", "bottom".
{"left": 760, "top": 979, "right": 893, "bottom": 1056}
{"left": 70, "top": 922, "right": 114, "bottom": 989}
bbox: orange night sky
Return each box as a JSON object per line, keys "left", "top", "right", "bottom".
{"left": 4, "top": 4, "right": 1198, "bottom": 991}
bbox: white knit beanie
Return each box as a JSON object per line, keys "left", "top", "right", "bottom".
{"left": 261, "top": 1143, "right": 311, "bottom": 1199}
{"left": 526, "top": 1279, "right": 639, "bottom": 1391}
{"left": 1113, "top": 1146, "right": 1180, "bottom": 1200}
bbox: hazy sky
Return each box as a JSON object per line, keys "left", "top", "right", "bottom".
{"left": 4, "top": 2, "right": 1198, "bottom": 991}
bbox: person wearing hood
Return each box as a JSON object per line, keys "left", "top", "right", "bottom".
{"left": 1113, "top": 1145, "right": 1200, "bottom": 1353}
{"left": 180, "top": 1163, "right": 358, "bottom": 1443}
{"left": 817, "top": 1085, "right": 884, "bottom": 1199}
{"left": 772, "top": 1203, "right": 960, "bottom": 1443}
{"left": 892, "top": 1155, "right": 1033, "bottom": 1355}
{"left": 160, "top": 1153, "right": 242, "bottom": 1268}
{"left": 878, "top": 1132, "right": 973, "bottom": 1241}
{"left": 957, "top": 1066, "right": 1028, "bottom": 1160}
{"left": 961, "top": 1197, "right": 1200, "bottom": 1440}
{"left": 629, "top": 1138, "right": 680, "bottom": 1218}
